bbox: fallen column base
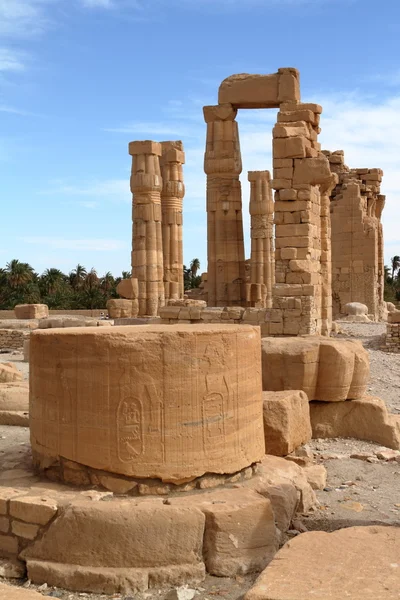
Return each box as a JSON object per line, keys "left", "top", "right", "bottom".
{"left": 310, "top": 395, "right": 400, "bottom": 449}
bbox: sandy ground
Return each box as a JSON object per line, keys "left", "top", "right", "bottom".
{"left": 1, "top": 322, "right": 400, "bottom": 599}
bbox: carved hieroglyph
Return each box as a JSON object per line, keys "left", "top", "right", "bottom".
{"left": 160, "top": 141, "right": 185, "bottom": 301}
{"left": 29, "top": 325, "right": 265, "bottom": 482}
{"left": 247, "top": 171, "right": 274, "bottom": 308}
{"left": 129, "top": 141, "right": 164, "bottom": 317}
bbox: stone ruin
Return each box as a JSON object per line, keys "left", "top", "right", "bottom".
{"left": 324, "top": 150, "right": 385, "bottom": 320}
{"left": 126, "top": 68, "right": 386, "bottom": 334}
{"left": 2, "top": 68, "right": 400, "bottom": 599}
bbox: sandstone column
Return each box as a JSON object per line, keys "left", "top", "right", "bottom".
{"left": 247, "top": 171, "right": 274, "bottom": 308}
{"left": 204, "top": 104, "right": 246, "bottom": 307}
{"left": 160, "top": 141, "right": 185, "bottom": 301}
{"left": 129, "top": 140, "right": 164, "bottom": 316}
{"left": 320, "top": 173, "right": 338, "bottom": 336}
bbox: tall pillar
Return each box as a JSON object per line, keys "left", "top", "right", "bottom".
{"left": 160, "top": 141, "right": 185, "bottom": 301}
{"left": 129, "top": 140, "right": 164, "bottom": 317}
{"left": 376, "top": 195, "right": 385, "bottom": 317}
{"left": 272, "top": 102, "right": 332, "bottom": 335}
{"left": 247, "top": 171, "right": 274, "bottom": 308}
{"left": 320, "top": 173, "right": 338, "bottom": 336}
{"left": 204, "top": 104, "right": 246, "bottom": 307}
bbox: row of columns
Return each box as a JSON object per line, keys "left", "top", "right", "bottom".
{"left": 129, "top": 140, "right": 185, "bottom": 316}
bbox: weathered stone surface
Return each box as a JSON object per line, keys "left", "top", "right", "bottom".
{"left": 171, "top": 489, "right": 277, "bottom": 576}
{"left": 261, "top": 337, "right": 369, "bottom": 401}
{"left": 303, "top": 465, "right": 327, "bottom": 490}
{"left": 106, "top": 299, "right": 138, "bottom": 319}
{"left": 14, "top": 304, "right": 48, "bottom": 320}
{"left": 0, "top": 557, "right": 25, "bottom": 578}
{"left": 218, "top": 69, "right": 299, "bottom": 108}
{"left": 261, "top": 484, "right": 298, "bottom": 533}
{"left": 116, "top": 277, "right": 139, "bottom": 300}
{"left": 30, "top": 325, "right": 265, "bottom": 481}
{"left": 244, "top": 455, "right": 316, "bottom": 514}
{"left": 310, "top": 396, "right": 400, "bottom": 450}
{"left": 10, "top": 496, "right": 57, "bottom": 525}
{"left": 262, "top": 391, "right": 311, "bottom": 456}
{"left": 0, "top": 583, "right": 43, "bottom": 599}
{"left": 0, "top": 410, "right": 29, "bottom": 427}
{"left": 0, "top": 382, "right": 28, "bottom": 411}
{"left": 23, "top": 502, "right": 206, "bottom": 592}
{"left": 245, "top": 526, "right": 400, "bottom": 600}
{"left": 0, "top": 363, "right": 22, "bottom": 384}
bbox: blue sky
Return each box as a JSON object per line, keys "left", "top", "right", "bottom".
{"left": 1, "top": 0, "right": 399, "bottom": 278}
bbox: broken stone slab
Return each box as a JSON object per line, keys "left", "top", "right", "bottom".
{"left": 0, "top": 557, "right": 26, "bottom": 578}
{"left": 310, "top": 396, "right": 400, "bottom": 450}
{"left": 0, "top": 363, "right": 23, "bottom": 384}
{"left": 262, "top": 390, "right": 312, "bottom": 456}
{"left": 170, "top": 488, "right": 278, "bottom": 576}
{"left": 0, "top": 583, "right": 44, "bottom": 599}
{"left": 244, "top": 455, "right": 316, "bottom": 514}
{"left": 261, "top": 336, "right": 369, "bottom": 401}
{"left": 302, "top": 465, "right": 327, "bottom": 490}
{"left": 245, "top": 526, "right": 400, "bottom": 600}
{"left": 0, "top": 382, "right": 28, "bottom": 411}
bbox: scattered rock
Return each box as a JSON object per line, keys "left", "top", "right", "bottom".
{"left": 165, "top": 587, "right": 197, "bottom": 600}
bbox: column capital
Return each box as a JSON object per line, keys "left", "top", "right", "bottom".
{"left": 129, "top": 140, "right": 162, "bottom": 157}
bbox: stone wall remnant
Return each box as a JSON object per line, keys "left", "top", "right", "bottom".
{"left": 324, "top": 150, "right": 385, "bottom": 320}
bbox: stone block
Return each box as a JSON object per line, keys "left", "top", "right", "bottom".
{"left": 202, "top": 489, "right": 278, "bottom": 576}
{"left": 0, "top": 363, "right": 22, "bottom": 384}
{"left": 245, "top": 526, "right": 400, "bottom": 600}
{"left": 30, "top": 325, "right": 265, "bottom": 482}
{"left": 0, "top": 583, "right": 44, "bottom": 599}
{"left": 293, "top": 156, "right": 332, "bottom": 186}
{"left": 218, "top": 72, "right": 280, "bottom": 108}
{"left": 0, "top": 382, "right": 28, "bottom": 411}
{"left": 128, "top": 140, "right": 162, "bottom": 156}
{"left": 10, "top": 497, "right": 57, "bottom": 526}
{"left": 14, "top": 304, "right": 48, "bottom": 320}
{"left": 310, "top": 396, "right": 400, "bottom": 450}
{"left": 303, "top": 465, "right": 327, "bottom": 490}
{"left": 107, "top": 299, "right": 138, "bottom": 319}
{"left": 23, "top": 503, "right": 206, "bottom": 592}
{"left": 116, "top": 278, "right": 139, "bottom": 299}
{"left": 11, "top": 521, "right": 39, "bottom": 540}
{"left": 0, "top": 533, "right": 18, "bottom": 555}
{"left": 273, "top": 137, "right": 307, "bottom": 159}
{"left": 261, "top": 337, "right": 369, "bottom": 401}
{"left": 262, "top": 390, "right": 312, "bottom": 456}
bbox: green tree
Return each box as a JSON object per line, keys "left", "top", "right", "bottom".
{"left": 391, "top": 255, "right": 400, "bottom": 281}
{"left": 190, "top": 258, "right": 200, "bottom": 278}
{"left": 5, "top": 259, "right": 34, "bottom": 288}
{"left": 69, "top": 264, "right": 87, "bottom": 291}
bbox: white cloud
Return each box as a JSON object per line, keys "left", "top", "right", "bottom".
{"left": 19, "top": 236, "right": 127, "bottom": 251}
{"left": 39, "top": 178, "right": 130, "bottom": 201}
{"left": 0, "top": 0, "right": 53, "bottom": 38}
{"left": 80, "top": 0, "right": 114, "bottom": 7}
{"left": 0, "top": 48, "right": 27, "bottom": 72}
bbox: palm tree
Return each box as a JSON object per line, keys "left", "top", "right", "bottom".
{"left": 5, "top": 259, "right": 34, "bottom": 288}
{"left": 69, "top": 264, "right": 87, "bottom": 290}
{"left": 190, "top": 258, "right": 200, "bottom": 278}
{"left": 84, "top": 268, "right": 99, "bottom": 291}
{"left": 101, "top": 272, "right": 114, "bottom": 293}
{"left": 41, "top": 268, "right": 65, "bottom": 295}
{"left": 121, "top": 271, "right": 131, "bottom": 280}
{"left": 391, "top": 256, "right": 400, "bottom": 281}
